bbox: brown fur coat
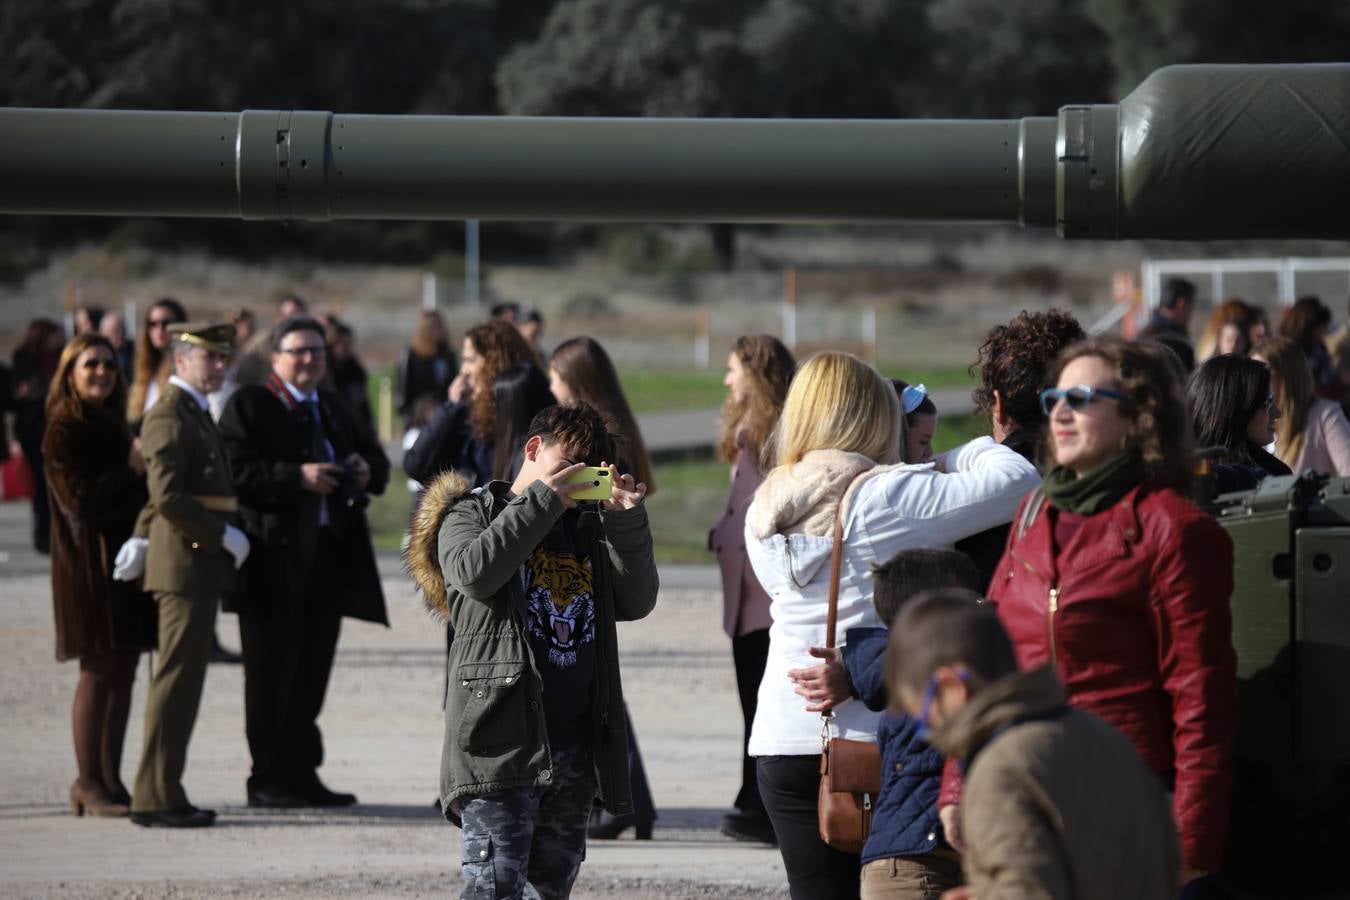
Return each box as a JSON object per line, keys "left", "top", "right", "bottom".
{"left": 43, "top": 402, "right": 156, "bottom": 660}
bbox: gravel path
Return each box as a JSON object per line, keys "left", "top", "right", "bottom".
{"left": 0, "top": 503, "right": 789, "bottom": 898}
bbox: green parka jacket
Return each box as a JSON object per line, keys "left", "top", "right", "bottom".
{"left": 407, "top": 470, "right": 658, "bottom": 819}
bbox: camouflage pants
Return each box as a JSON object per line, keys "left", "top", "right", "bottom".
{"left": 459, "top": 746, "right": 595, "bottom": 900}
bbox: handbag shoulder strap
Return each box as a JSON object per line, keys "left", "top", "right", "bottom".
{"left": 825, "top": 470, "right": 872, "bottom": 651}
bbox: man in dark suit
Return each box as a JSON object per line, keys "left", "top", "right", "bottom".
{"left": 1139, "top": 277, "right": 1198, "bottom": 371}
{"left": 218, "top": 315, "right": 390, "bottom": 808}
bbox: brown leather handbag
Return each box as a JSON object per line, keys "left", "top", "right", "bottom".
{"left": 816, "top": 479, "right": 883, "bottom": 855}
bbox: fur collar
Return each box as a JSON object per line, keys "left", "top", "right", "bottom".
{"left": 748, "top": 449, "right": 877, "bottom": 540}
{"left": 404, "top": 469, "right": 475, "bottom": 622}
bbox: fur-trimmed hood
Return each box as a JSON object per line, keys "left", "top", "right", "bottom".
{"left": 747, "top": 449, "right": 877, "bottom": 540}
{"left": 405, "top": 469, "right": 475, "bottom": 621}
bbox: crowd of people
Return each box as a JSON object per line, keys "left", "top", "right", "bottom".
{"left": 8, "top": 275, "right": 1348, "bottom": 898}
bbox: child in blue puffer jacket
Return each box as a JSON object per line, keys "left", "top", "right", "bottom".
{"left": 840, "top": 549, "right": 982, "bottom": 899}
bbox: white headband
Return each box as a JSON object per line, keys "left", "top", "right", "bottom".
{"left": 901, "top": 383, "right": 928, "bottom": 415}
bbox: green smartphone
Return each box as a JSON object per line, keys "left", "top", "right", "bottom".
{"left": 566, "top": 466, "right": 614, "bottom": 501}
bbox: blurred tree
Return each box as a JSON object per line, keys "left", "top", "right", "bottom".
{"left": 0, "top": 0, "right": 546, "bottom": 265}
{"left": 1, "top": 0, "right": 503, "bottom": 113}
{"left": 922, "top": 0, "right": 1113, "bottom": 116}
{"left": 1086, "top": 0, "right": 1350, "bottom": 97}
{"left": 497, "top": 0, "right": 933, "bottom": 118}
{"left": 497, "top": 0, "right": 933, "bottom": 265}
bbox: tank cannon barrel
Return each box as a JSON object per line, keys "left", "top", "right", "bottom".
{"left": 1, "top": 63, "right": 1347, "bottom": 240}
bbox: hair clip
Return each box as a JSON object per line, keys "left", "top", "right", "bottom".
{"left": 901, "top": 383, "right": 928, "bottom": 415}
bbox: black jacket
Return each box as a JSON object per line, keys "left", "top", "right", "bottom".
{"left": 328, "top": 356, "right": 374, "bottom": 434}
{"left": 402, "top": 400, "right": 494, "bottom": 488}
{"left": 218, "top": 379, "right": 391, "bottom": 624}
{"left": 395, "top": 346, "right": 457, "bottom": 427}
{"left": 956, "top": 427, "right": 1041, "bottom": 592}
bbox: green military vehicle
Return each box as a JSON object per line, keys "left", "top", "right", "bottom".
{"left": 4, "top": 61, "right": 1349, "bottom": 896}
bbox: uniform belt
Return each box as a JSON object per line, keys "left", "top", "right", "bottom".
{"left": 192, "top": 494, "right": 239, "bottom": 513}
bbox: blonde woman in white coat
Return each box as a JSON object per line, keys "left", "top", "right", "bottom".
{"left": 743, "top": 351, "right": 1040, "bottom": 900}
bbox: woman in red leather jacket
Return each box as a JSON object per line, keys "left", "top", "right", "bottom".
{"left": 941, "top": 336, "right": 1237, "bottom": 888}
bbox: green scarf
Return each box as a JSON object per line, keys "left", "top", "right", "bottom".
{"left": 1041, "top": 450, "right": 1145, "bottom": 515}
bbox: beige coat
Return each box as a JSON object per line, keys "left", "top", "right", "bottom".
{"left": 930, "top": 666, "right": 1180, "bottom": 900}
{"left": 138, "top": 384, "right": 239, "bottom": 595}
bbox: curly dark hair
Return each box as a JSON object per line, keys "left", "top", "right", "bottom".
{"left": 465, "top": 319, "right": 540, "bottom": 442}
{"left": 971, "top": 309, "right": 1085, "bottom": 435}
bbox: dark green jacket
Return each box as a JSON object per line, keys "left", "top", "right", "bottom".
{"left": 407, "top": 470, "right": 658, "bottom": 818}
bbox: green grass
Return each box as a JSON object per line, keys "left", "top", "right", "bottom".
{"left": 621, "top": 365, "right": 976, "bottom": 415}
{"left": 619, "top": 370, "right": 730, "bottom": 414}
{"left": 934, "top": 412, "right": 992, "bottom": 450}
{"left": 643, "top": 456, "right": 728, "bottom": 564}
{"left": 367, "top": 475, "right": 414, "bottom": 552}
{"left": 877, "top": 365, "right": 978, "bottom": 390}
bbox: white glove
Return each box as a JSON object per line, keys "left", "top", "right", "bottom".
{"left": 221, "top": 524, "right": 251, "bottom": 570}
{"left": 112, "top": 537, "right": 149, "bottom": 581}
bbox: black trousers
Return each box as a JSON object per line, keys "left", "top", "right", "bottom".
{"left": 18, "top": 430, "right": 49, "bottom": 551}
{"left": 732, "top": 628, "right": 770, "bottom": 815}
{"left": 239, "top": 532, "right": 343, "bottom": 789}
{"left": 758, "top": 754, "right": 861, "bottom": 900}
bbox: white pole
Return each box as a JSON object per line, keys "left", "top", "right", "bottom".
{"left": 124, "top": 299, "right": 138, "bottom": 339}
{"left": 378, "top": 376, "right": 394, "bottom": 443}
{"left": 695, "top": 307, "right": 712, "bottom": 369}
{"left": 862, "top": 307, "right": 877, "bottom": 363}
{"left": 421, "top": 272, "right": 437, "bottom": 311}
{"left": 466, "top": 219, "right": 481, "bottom": 307}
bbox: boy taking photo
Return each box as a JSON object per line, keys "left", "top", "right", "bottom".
{"left": 408, "top": 402, "right": 658, "bottom": 899}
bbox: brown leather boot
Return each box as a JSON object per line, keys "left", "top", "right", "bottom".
{"left": 69, "top": 779, "right": 130, "bottom": 817}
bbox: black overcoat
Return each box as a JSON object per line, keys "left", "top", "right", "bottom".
{"left": 218, "top": 380, "right": 390, "bottom": 625}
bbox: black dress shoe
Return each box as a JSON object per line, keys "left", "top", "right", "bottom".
{"left": 294, "top": 775, "right": 357, "bottom": 808}
{"left": 130, "top": 806, "right": 216, "bottom": 828}
{"left": 720, "top": 811, "right": 777, "bottom": 845}
{"left": 587, "top": 806, "right": 654, "bottom": 840}
{"left": 247, "top": 785, "right": 308, "bottom": 808}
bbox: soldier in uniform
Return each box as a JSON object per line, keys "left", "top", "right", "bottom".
{"left": 125, "top": 323, "right": 250, "bottom": 828}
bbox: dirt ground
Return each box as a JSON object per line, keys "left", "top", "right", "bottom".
{"left": 0, "top": 503, "right": 789, "bottom": 898}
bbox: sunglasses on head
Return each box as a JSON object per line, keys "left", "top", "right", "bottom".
{"left": 1039, "top": 384, "right": 1132, "bottom": 416}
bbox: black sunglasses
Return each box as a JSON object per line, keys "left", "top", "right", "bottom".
{"left": 1039, "top": 384, "right": 1132, "bottom": 416}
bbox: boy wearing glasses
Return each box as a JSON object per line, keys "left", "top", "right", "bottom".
{"left": 891, "top": 591, "right": 1180, "bottom": 900}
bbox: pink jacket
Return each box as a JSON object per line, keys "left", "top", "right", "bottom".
{"left": 709, "top": 443, "right": 773, "bottom": 637}
{"left": 1288, "top": 398, "right": 1350, "bottom": 477}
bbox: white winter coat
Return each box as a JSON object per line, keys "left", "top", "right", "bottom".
{"left": 744, "top": 437, "right": 1041, "bottom": 756}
